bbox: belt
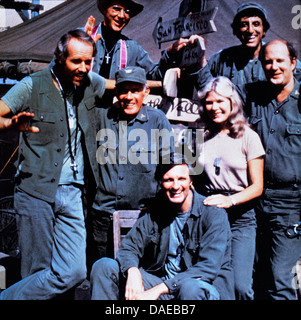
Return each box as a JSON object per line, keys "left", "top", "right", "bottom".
{"left": 264, "top": 181, "right": 301, "bottom": 190}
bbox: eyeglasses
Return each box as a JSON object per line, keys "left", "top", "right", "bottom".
{"left": 111, "top": 5, "right": 132, "bottom": 17}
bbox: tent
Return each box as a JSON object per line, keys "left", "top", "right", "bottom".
{"left": 0, "top": 0, "right": 299, "bottom": 79}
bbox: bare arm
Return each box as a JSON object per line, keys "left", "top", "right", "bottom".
{"left": 0, "top": 100, "right": 13, "bottom": 129}
{"left": 203, "top": 157, "right": 264, "bottom": 209}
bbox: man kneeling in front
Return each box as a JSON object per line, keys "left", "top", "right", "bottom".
{"left": 90, "top": 154, "right": 235, "bottom": 300}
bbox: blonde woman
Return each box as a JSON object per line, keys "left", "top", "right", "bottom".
{"left": 196, "top": 76, "right": 265, "bottom": 300}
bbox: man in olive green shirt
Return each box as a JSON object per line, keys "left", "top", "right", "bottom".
{"left": 0, "top": 30, "right": 106, "bottom": 300}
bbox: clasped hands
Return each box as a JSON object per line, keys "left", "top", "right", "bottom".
{"left": 125, "top": 267, "right": 169, "bottom": 300}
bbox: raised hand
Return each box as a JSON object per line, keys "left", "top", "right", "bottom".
{"left": 10, "top": 112, "right": 39, "bottom": 132}
{"left": 85, "top": 15, "right": 102, "bottom": 43}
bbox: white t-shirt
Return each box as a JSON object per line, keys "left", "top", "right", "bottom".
{"left": 198, "top": 125, "right": 265, "bottom": 192}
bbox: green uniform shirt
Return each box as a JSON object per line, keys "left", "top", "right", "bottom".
{"left": 2, "top": 68, "right": 106, "bottom": 203}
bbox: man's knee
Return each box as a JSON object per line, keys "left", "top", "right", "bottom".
{"left": 178, "top": 278, "right": 220, "bottom": 300}
{"left": 90, "top": 258, "right": 121, "bottom": 300}
{"left": 91, "top": 258, "right": 119, "bottom": 281}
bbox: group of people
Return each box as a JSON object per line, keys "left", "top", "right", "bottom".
{"left": 0, "top": 0, "right": 300, "bottom": 301}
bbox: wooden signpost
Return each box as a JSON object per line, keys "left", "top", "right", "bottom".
{"left": 152, "top": 7, "right": 218, "bottom": 49}
{"left": 109, "top": 7, "right": 219, "bottom": 124}
{"left": 180, "top": 36, "right": 206, "bottom": 68}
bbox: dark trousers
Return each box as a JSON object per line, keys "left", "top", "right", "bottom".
{"left": 86, "top": 209, "right": 114, "bottom": 275}
{"left": 90, "top": 258, "right": 220, "bottom": 300}
{"left": 227, "top": 204, "right": 257, "bottom": 300}
{"left": 254, "top": 188, "right": 301, "bottom": 300}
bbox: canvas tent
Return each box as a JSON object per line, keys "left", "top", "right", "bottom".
{"left": 0, "top": 0, "right": 299, "bottom": 79}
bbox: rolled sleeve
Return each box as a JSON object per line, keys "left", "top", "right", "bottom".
{"left": 2, "top": 76, "right": 33, "bottom": 114}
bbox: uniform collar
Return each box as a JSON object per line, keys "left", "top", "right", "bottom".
{"left": 189, "top": 189, "right": 202, "bottom": 218}
{"left": 134, "top": 104, "right": 149, "bottom": 123}
{"left": 291, "top": 79, "right": 300, "bottom": 100}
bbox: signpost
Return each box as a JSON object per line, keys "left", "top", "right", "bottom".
{"left": 152, "top": 7, "right": 218, "bottom": 49}
{"left": 180, "top": 36, "right": 206, "bottom": 68}
{"left": 111, "top": 6, "right": 219, "bottom": 124}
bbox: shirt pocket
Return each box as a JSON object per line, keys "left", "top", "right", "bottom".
{"left": 285, "top": 124, "right": 301, "bottom": 157}
{"left": 84, "top": 95, "right": 96, "bottom": 111}
{"left": 128, "top": 146, "right": 154, "bottom": 174}
{"left": 143, "top": 231, "right": 161, "bottom": 259}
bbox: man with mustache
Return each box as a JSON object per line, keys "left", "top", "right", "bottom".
{"left": 0, "top": 30, "right": 106, "bottom": 299}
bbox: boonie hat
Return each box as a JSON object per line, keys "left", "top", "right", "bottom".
{"left": 97, "top": 0, "right": 144, "bottom": 17}
{"left": 232, "top": 2, "right": 270, "bottom": 31}
{"left": 115, "top": 66, "right": 147, "bottom": 85}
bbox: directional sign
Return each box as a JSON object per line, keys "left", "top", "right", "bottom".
{"left": 180, "top": 36, "right": 206, "bottom": 68}
{"left": 152, "top": 7, "right": 218, "bottom": 48}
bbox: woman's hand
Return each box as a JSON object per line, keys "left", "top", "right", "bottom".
{"left": 203, "top": 194, "right": 234, "bottom": 209}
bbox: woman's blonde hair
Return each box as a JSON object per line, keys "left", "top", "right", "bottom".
{"left": 198, "top": 76, "right": 248, "bottom": 139}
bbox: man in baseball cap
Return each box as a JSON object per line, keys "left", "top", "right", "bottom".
{"left": 114, "top": 66, "right": 149, "bottom": 119}
{"left": 86, "top": 66, "right": 174, "bottom": 267}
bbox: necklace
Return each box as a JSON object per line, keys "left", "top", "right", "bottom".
{"left": 104, "top": 42, "right": 117, "bottom": 64}
{"left": 50, "top": 67, "right": 79, "bottom": 175}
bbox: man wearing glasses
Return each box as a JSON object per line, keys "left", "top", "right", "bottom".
{"left": 86, "top": 0, "right": 194, "bottom": 83}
